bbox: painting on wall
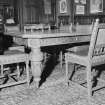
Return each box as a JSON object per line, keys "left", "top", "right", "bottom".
{"left": 76, "top": 5, "right": 85, "bottom": 14}
{"left": 90, "top": 0, "right": 103, "bottom": 13}
{"left": 59, "top": 0, "right": 67, "bottom": 13}
{"left": 44, "top": 0, "right": 51, "bottom": 15}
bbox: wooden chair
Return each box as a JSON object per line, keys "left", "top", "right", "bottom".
{"left": 0, "top": 49, "right": 29, "bottom": 89}
{"left": 60, "top": 24, "right": 93, "bottom": 69}
{"left": 65, "top": 19, "right": 105, "bottom": 102}
{"left": 8, "top": 43, "right": 25, "bottom": 52}
{"left": 4, "top": 24, "right": 20, "bottom": 33}
{"left": 24, "top": 24, "right": 50, "bottom": 33}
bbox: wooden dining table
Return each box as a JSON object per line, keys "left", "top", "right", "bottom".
{"left": 5, "top": 30, "right": 91, "bottom": 87}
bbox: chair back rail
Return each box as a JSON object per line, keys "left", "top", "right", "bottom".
{"left": 88, "top": 19, "right": 105, "bottom": 59}
{"left": 88, "top": 19, "right": 99, "bottom": 59}
{"left": 75, "top": 24, "right": 93, "bottom": 34}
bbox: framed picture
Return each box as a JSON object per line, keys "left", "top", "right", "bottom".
{"left": 44, "top": 0, "right": 51, "bottom": 15}
{"left": 76, "top": 5, "right": 85, "bottom": 14}
{"left": 74, "top": 0, "right": 79, "bottom": 3}
{"left": 90, "top": 0, "right": 103, "bottom": 13}
{"left": 59, "top": 0, "right": 67, "bottom": 13}
{"left": 57, "top": 0, "right": 71, "bottom": 16}
{"left": 80, "top": 0, "right": 86, "bottom": 4}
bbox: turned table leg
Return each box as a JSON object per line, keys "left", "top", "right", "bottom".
{"left": 29, "top": 47, "right": 43, "bottom": 88}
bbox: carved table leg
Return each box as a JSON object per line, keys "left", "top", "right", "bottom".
{"left": 30, "top": 47, "right": 43, "bottom": 88}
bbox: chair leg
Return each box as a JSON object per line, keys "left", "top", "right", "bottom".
{"left": 17, "top": 64, "right": 20, "bottom": 79}
{"left": 69, "top": 64, "right": 76, "bottom": 80}
{"left": 1, "top": 64, "right": 3, "bottom": 76}
{"left": 26, "top": 60, "right": 30, "bottom": 86}
{"left": 86, "top": 65, "right": 92, "bottom": 103}
{"left": 65, "top": 59, "right": 76, "bottom": 85}
{"left": 65, "top": 60, "right": 69, "bottom": 84}
{"left": 60, "top": 51, "right": 63, "bottom": 69}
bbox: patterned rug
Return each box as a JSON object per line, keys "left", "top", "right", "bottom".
{"left": 0, "top": 81, "right": 103, "bottom": 105}
{"left": 0, "top": 82, "right": 90, "bottom": 105}
{"left": 0, "top": 64, "right": 105, "bottom": 105}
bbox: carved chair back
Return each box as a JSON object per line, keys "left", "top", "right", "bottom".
{"left": 88, "top": 19, "right": 105, "bottom": 61}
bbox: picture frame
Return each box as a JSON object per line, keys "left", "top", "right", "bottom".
{"left": 57, "top": 0, "right": 70, "bottom": 16}
{"left": 44, "top": 0, "right": 51, "bottom": 15}
{"left": 59, "top": 0, "right": 67, "bottom": 13}
{"left": 90, "top": 0, "right": 103, "bottom": 13}
{"left": 76, "top": 5, "right": 85, "bottom": 14}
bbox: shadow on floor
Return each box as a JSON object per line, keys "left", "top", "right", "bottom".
{"left": 39, "top": 54, "right": 59, "bottom": 87}
{"left": 92, "top": 64, "right": 105, "bottom": 88}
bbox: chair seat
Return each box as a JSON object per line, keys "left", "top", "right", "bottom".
{"left": 4, "top": 50, "right": 24, "bottom": 55}
{"left": 0, "top": 50, "right": 28, "bottom": 64}
{"left": 67, "top": 45, "right": 89, "bottom": 52}
{"left": 8, "top": 44, "right": 25, "bottom": 52}
{"left": 65, "top": 48, "right": 88, "bottom": 66}
{"left": 70, "top": 48, "right": 88, "bottom": 56}
{"left": 66, "top": 47, "right": 105, "bottom": 67}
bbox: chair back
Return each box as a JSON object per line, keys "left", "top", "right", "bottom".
{"left": 4, "top": 24, "right": 20, "bottom": 32}
{"left": 75, "top": 24, "right": 93, "bottom": 34}
{"left": 88, "top": 19, "right": 105, "bottom": 60}
{"left": 24, "top": 24, "right": 50, "bottom": 33}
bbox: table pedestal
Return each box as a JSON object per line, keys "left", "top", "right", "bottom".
{"left": 28, "top": 39, "right": 43, "bottom": 87}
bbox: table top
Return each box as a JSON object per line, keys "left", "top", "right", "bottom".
{"left": 4, "top": 29, "right": 91, "bottom": 39}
